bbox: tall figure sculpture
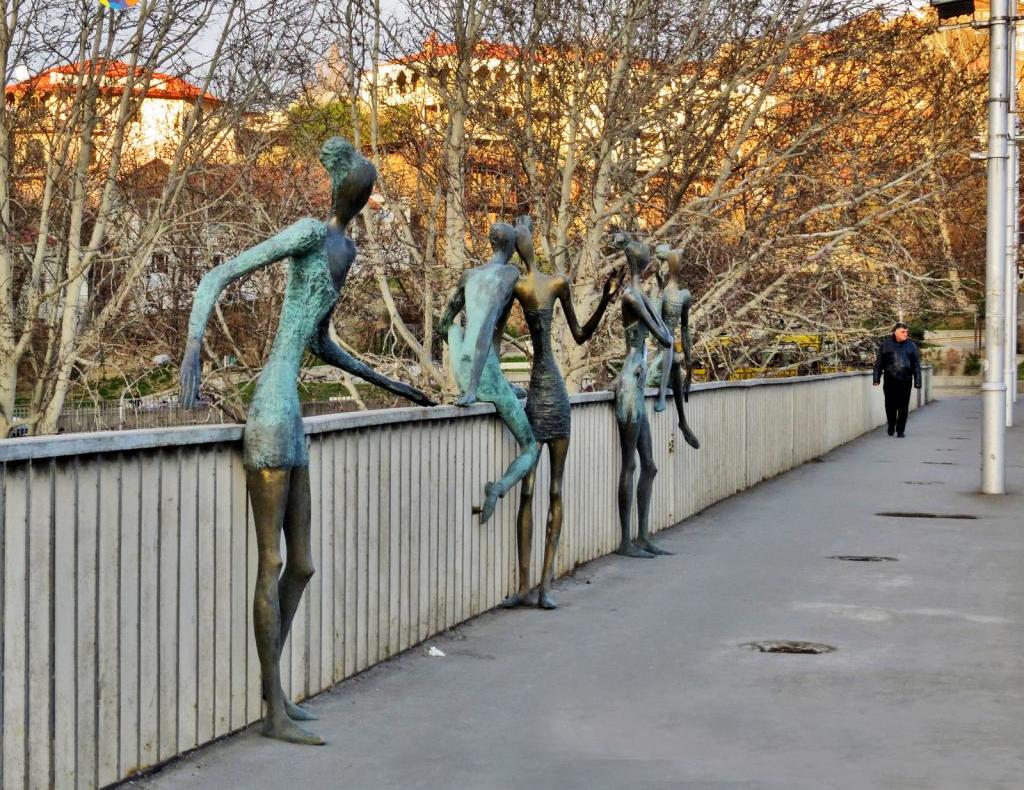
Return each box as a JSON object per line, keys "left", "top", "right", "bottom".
{"left": 503, "top": 215, "right": 619, "bottom": 609}
{"left": 438, "top": 222, "right": 540, "bottom": 523}
{"left": 610, "top": 234, "right": 675, "bottom": 558}
{"left": 180, "top": 138, "right": 434, "bottom": 745}
{"left": 651, "top": 245, "right": 700, "bottom": 449}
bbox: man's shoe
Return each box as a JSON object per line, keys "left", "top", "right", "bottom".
{"left": 897, "top": 432, "right": 905, "bottom": 438}
{"left": 887, "top": 426, "right": 895, "bottom": 436}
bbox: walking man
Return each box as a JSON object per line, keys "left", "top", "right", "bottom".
{"left": 873, "top": 321, "right": 922, "bottom": 437}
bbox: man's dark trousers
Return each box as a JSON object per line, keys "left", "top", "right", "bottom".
{"left": 883, "top": 378, "right": 913, "bottom": 435}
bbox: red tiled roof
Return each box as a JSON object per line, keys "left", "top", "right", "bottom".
{"left": 394, "top": 33, "right": 529, "bottom": 65}
{"left": 5, "top": 60, "right": 219, "bottom": 103}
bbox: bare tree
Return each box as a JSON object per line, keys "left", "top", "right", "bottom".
{"left": 0, "top": 0, "right": 354, "bottom": 435}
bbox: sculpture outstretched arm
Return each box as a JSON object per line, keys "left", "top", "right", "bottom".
{"left": 559, "top": 269, "right": 621, "bottom": 344}
{"left": 310, "top": 316, "right": 435, "bottom": 406}
{"left": 627, "top": 289, "right": 673, "bottom": 348}
{"left": 180, "top": 218, "right": 325, "bottom": 408}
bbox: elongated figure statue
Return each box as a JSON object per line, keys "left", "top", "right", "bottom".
{"left": 180, "top": 138, "right": 434, "bottom": 745}
{"left": 438, "top": 222, "right": 540, "bottom": 523}
{"left": 611, "top": 234, "right": 675, "bottom": 558}
{"left": 504, "top": 216, "right": 619, "bottom": 608}
{"left": 652, "top": 245, "right": 700, "bottom": 449}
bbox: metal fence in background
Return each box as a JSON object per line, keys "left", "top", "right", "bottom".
{"left": 9, "top": 399, "right": 363, "bottom": 436}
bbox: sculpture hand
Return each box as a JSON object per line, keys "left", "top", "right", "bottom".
{"left": 455, "top": 389, "right": 478, "bottom": 407}
{"left": 179, "top": 338, "right": 202, "bottom": 410}
{"left": 403, "top": 385, "right": 437, "bottom": 407}
{"left": 605, "top": 267, "right": 626, "bottom": 300}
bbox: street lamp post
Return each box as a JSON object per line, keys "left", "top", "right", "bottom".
{"left": 1005, "top": 12, "right": 1018, "bottom": 428}
{"left": 932, "top": 0, "right": 1009, "bottom": 492}
{"left": 983, "top": 0, "right": 1009, "bottom": 493}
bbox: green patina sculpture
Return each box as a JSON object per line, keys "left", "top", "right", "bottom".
{"left": 610, "top": 233, "right": 675, "bottom": 558}
{"left": 438, "top": 222, "right": 539, "bottom": 523}
{"left": 180, "top": 137, "right": 433, "bottom": 746}
{"left": 650, "top": 244, "right": 700, "bottom": 450}
{"left": 503, "top": 215, "right": 620, "bottom": 609}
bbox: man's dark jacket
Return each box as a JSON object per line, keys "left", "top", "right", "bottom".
{"left": 873, "top": 336, "right": 922, "bottom": 388}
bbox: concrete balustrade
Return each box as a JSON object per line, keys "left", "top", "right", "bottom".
{"left": 0, "top": 369, "right": 930, "bottom": 789}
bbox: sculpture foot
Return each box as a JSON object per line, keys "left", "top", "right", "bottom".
{"left": 478, "top": 482, "right": 500, "bottom": 524}
{"left": 537, "top": 589, "right": 557, "bottom": 610}
{"left": 260, "top": 715, "right": 325, "bottom": 746}
{"left": 455, "top": 391, "right": 478, "bottom": 407}
{"left": 681, "top": 426, "right": 700, "bottom": 449}
{"left": 636, "top": 537, "right": 673, "bottom": 556}
{"left": 502, "top": 589, "right": 539, "bottom": 608}
{"left": 285, "top": 699, "right": 318, "bottom": 721}
{"left": 654, "top": 399, "right": 667, "bottom": 413}
{"left": 263, "top": 692, "right": 319, "bottom": 722}
{"left": 614, "top": 542, "right": 655, "bottom": 559}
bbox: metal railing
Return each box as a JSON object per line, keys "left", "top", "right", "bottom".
{"left": 0, "top": 369, "right": 931, "bottom": 789}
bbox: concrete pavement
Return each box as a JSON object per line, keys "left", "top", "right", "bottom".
{"left": 133, "top": 396, "right": 1024, "bottom": 790}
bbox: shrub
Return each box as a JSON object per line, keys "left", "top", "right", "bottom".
{"left": 963, "top": 352, "right": 981, "bottom": 376}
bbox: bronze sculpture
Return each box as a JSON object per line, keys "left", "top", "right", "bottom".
{"left": 503, "top": 216, "right": 619, "bottom": 609}
{"left": 651, "top": 245, "right": 700, "bottom": 449}
{"left": 610, "top": 234, "right": 674, "bottom": 558}
{"left": 438, "top": 222, "right": 539, "bottom": 523}
{"left": 180, "top": 138, "right": 433, "bottom": 745}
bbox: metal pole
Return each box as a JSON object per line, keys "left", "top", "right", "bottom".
{"left": 1006, "top": 12, "right": 1017, "bottom": 427}
{"left": 983, "top": 0, "right": 1009, "bottom": 494}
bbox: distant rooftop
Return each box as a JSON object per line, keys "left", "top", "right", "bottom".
{"left": 4, "top": 59, "right": 219, "bottom": 103}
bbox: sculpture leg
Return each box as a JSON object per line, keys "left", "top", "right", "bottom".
{"left": 451, "top": 325, "right": 539, "bottom": 522}
{"left": 614, "top": 419, "right": 654, "bottom": 559}
{"left": 504, "top": 463, "right": 539, "bottom": 608}
{"left": 669, "top": 360, "right": 699, "bottom": 449}
{"left": 537, "top": 437, "right": 569, "bottom": 609}
{"left": 635, "top": 414, "right": 672, "bottom": 556}
{"left": 275, "top": 466, "right": 319, "bottom": 722}
{"left": 476, "top": 355, "right": 540, "bottom": 524}
{"left": 654, "top": 349, "right": 671, "bottom": 413}
{"left": 246, "top": 468, "right": 325, "bottom": 745}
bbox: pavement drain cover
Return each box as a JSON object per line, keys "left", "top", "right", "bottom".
{"left": 829, "top": 555, "right": 898, "bottom": 562}
{"left": 742, "top": 640, "right": 836, "bottom": 655}
{"left": 922, "top": 461, "right": 955, "bottom": 465}
{"left": 904, "top": 481, "right": 942, "bottom": 485}
{"left": 876, "top": 511, "right": 978, "bottom": 520}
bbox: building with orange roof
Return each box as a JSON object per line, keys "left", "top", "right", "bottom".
{"left": 5, "top": 59, "right": 228, "bottom": 179}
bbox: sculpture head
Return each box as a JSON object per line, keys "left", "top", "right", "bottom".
{"left": 488, "top": 222, "right": 517, "bottom": 260}
{"left": 514, "top": 215, "right": 535, "bottom": 270}
{"left": 625, "top": 241, "right": 651, "bottom": 276}
{"left": 320, "top": 136, "right": 377, "bottom": 227}
{"left": 655, "top": 243, "right": 685, "bottom": 278}
{"left": 610, "top": 231, "right": 649, "bottom": 277}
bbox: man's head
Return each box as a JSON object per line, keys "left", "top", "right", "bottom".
{"left": 893, "top": 322, "right": 909, "bottom": 342}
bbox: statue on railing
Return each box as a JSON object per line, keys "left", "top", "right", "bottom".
{"left": 650, "top": 244, "right": 700, "bottom": 450}
{"left": 502, "top": 215, "right": 621, "bottom": 609}
{"left": 609, "top": 233, "right": 675, "bottom": 558}
{"left": 438, "top": 222, "right": 539, "bottom": 523}
{"left": 179, "top": 137, "right": 434, "bottom": 746}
